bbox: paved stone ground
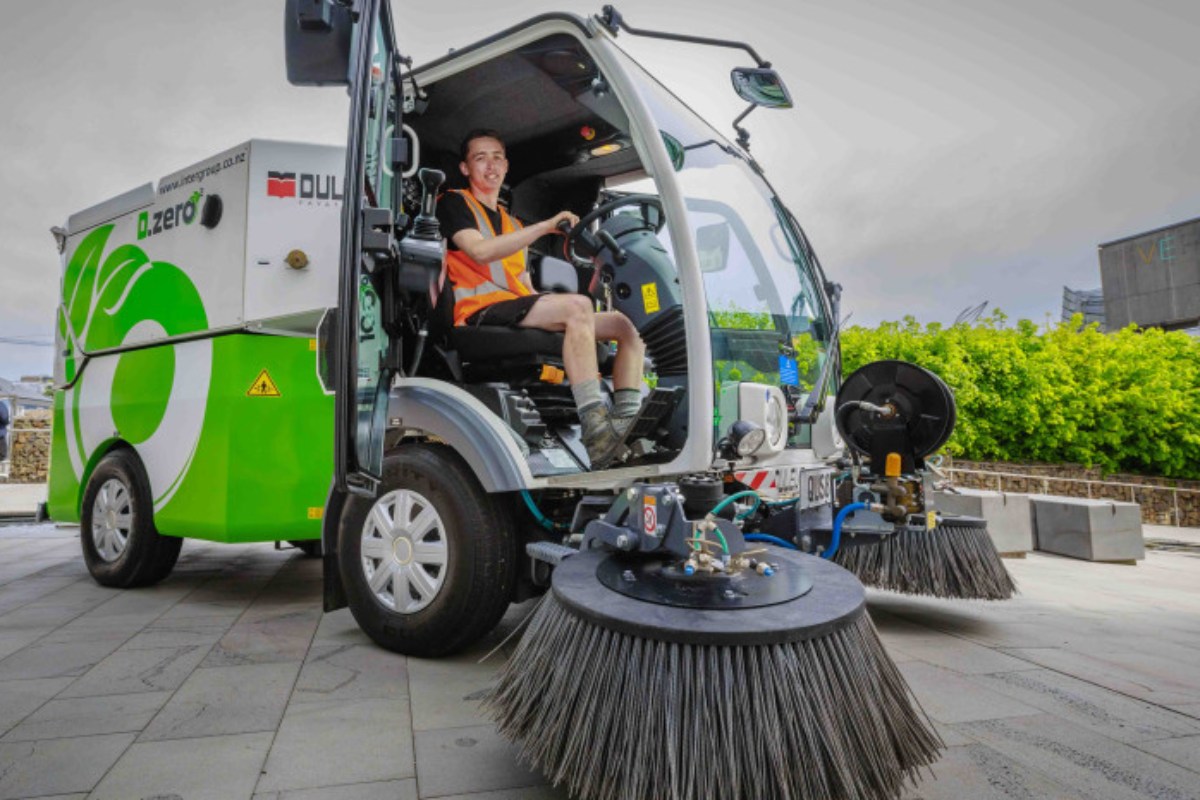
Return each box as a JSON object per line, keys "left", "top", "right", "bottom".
{"left": 0, "top": 522, "right": 1198, "bottom": 800}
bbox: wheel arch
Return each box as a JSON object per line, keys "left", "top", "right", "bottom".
{"left": 387, "top": 381, "right": 532, "bottom": 493}
{"left": 76, "top": 438, "right": 136, "bottom": 518}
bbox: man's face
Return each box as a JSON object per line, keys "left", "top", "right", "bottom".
{"left": 460, "top": 136, "right": 507, "bottom": 194}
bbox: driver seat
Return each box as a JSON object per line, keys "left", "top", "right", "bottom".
{"left": 429, "top": 271, "right": 611, "bottom": 414}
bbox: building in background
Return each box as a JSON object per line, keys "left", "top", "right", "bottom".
{"left": 1062, "top": 286, "right": 1106, "bottom": 329}
{"left": 1099, "top": 216, "right": 1200, "bottom": 332}
{"left": 0, "top": 377, "right": 52, "bottom": 416}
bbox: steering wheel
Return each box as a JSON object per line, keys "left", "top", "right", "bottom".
{"left": 563, "top": 194, "right": 665, "bottom": 262}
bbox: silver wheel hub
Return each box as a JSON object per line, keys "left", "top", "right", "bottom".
{"left": 360, "top": 489, "right": 448, "bottom": 614}
{"left": 92, "top": 478, "right": 132, "bottom": 563}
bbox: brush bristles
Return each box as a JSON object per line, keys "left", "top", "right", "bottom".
{"left": 486, "top": 595, "right": 942, "bottom": 800}
{"left": 834, "top": 524, "right": 1017, "bottom": 600}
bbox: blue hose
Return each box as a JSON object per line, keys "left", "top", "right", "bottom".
{"left": 521, "top": 490, "right": 564, "bottom": 532}
{"left": 827, "top": 502, "right": 868, "bottom": 560}
{"left": 743, "top": 533, "right": 798, "bottom": 551}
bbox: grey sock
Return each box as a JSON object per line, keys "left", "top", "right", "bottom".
{"left": 571, "top": 378, "right": 605, "bottom": 414}
{"left": 613, "top": 388, "right": 641, "bottom": 418}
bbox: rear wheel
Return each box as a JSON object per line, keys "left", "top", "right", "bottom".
{"left": 339, "top": 443, "right": 517, "bottom": 657}
{"left": 80, "top": 449, "right": 182, "bottom": 588}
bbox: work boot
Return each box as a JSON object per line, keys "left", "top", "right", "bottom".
{"left": 580, "top": 404, "right": 625, "bottom": 470}
{"left": 611, "top": 413, "right": 636, "bottom": 440}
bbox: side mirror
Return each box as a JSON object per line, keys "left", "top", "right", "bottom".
{"left": 730, "top": 67, "right": 793, "bottom": 109}
{"left": 285, "top": 0, "right": 354, "bottom": 86}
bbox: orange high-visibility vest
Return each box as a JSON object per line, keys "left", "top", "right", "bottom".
{"left": 446, "top": 190, "right": 531, "bottom": 326}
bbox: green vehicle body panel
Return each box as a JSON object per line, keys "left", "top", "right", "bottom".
{"left": 49, "top": 225, "right": 333, "bottom": 543}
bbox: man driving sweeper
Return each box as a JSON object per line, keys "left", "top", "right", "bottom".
{"left": 437, "top": 129, "right": 645, "bottom": 469}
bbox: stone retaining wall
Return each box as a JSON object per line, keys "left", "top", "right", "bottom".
{"left": 6, "top": 410, "right": 51, "bottom": 484}
{"left": 944, "top": 458, "right": 1200, "bottom": 526}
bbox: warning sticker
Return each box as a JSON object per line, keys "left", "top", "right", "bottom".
{"left": 926, "top": 511, "right": 937, "bottom": 530}
{"left": 307, "top": 507, "right": 323, "bottom": 520}
{"left": 643, "top": 495, "right": 658, "bottom": 535}
{"left": 247, "top": 370, "right": 281, "bottom": 397}
{"left": 641, "top": 282, "right": 660, "bottom": 314}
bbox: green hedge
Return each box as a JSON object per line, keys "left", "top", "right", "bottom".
{"left": 840, "top": 313, "right": 1200, "bottom": 479}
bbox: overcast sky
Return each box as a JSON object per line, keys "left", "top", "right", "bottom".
{"left": 1, "top": 0, "right": 1198, "bottom": 379}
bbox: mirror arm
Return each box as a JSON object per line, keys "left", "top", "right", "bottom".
{"left": 733, "top": 104, "right": 756, "bottom": 151}
{"left": 597, "top": 5, "right": 769, "bottom": 67}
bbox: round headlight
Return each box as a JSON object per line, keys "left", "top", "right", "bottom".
{"left": 764, "top": 393, "right": 786, "bottom": 447}
{"left": 731, "top": 420, "right": 767, "bottom": 456}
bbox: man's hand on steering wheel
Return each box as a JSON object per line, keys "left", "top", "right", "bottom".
{"left": 562, "top": 194, "right": 665, "bottom": 263}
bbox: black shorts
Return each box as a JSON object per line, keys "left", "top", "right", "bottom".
{"left": 465, "top": 293, "right": 543, "bottom": 327}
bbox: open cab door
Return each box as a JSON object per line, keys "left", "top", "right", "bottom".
{"left": 286, "top": 0, "right": 404, "bottom": 495}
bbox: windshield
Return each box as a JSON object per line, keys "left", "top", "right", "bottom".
{"left": 607, "top": 43, "right": 833, "bottom": 432}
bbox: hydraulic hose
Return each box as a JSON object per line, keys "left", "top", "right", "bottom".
{"left": 743, "top": 533, "right": 798, "bottom": 550}
{"left": 827, "top": 501, "right": 868, "bottom": 560}
{"left": 521, "top": 490, "right": 564, "bottom": 533}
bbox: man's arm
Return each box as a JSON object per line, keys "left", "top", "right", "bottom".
{"left": 453, "top": 210, "right": 578, "bottom": 266}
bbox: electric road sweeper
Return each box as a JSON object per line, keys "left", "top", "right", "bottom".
{"left": 47, "top": 2, "right": 1021, "bottom": 796}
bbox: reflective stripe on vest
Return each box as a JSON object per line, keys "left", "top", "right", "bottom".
{"left": 446, "top": 190, "right": 531, "bottom": 325}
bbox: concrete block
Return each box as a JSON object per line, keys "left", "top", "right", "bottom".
{"left": 935, "top": 489, "right": 1034, "bottom": 554}
{"left": 1030, "top": 496, "right": 1145, "bottom": 562}
{"left": 88, "top": 732, "right": 273, "bottom": 800}
{"left": 413, "top": 724, "right": 546, "bottom": 798}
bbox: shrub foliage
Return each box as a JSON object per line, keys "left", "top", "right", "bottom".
{"left": 840, "top": 313, "right": 1200, "bottom": 479}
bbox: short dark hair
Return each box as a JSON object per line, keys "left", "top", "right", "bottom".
{"left": 459, "top": 128, "right": 505, "bottom": 162}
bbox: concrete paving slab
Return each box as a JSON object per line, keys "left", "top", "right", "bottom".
{"left": 0, "top": 690, "right": 170, "bottom": 742}
{"left": 256, "top": 697, "right": 415, "bottom": 793}
{"left": 58, "top": 643, "right": 211, "bottom": 698}
{"left": 413, "top": 724, "right": 545, "bottom": 799}
{"left": 975, "top": 668, "right": 1200, "bottom": 743}
{"left": 870, "top": 610, "right": 1037, "bottom": 675}
{"left": 121, "top": 617, "right": 235, "bottom": 650}
{"left": 0, "top": 637, "right": 125, "bottom": 681}
{"left": 1004, "top": 645, "right": 1200, "bottom": 708}
{"left": 903, "top": 742, "right": 1091, "bottom": 800}
{"left": 139, "top": 661, "right": 301, "bottom": 741}
{"left": 897, "top": 662, "right": 1042, "bottom": 724}
{"left": 957, "top": 713, "right": 1200, "bottom": 800}
{"left": 1133, "top": 735, "right": 1200, "bottom": 775}
{"left": 201, "top": 604, "right": 322, "bottom": 667}
{"left": 311, "top": 607, "right": 373, "bottom": 647}
{"left": 407, "top": 655, "right": 501, "bottom": 732}
{"left": 293, "top": 643, "right": 410, "bottom": 704}
{"left": 88, "top": 731, "right": 274, "bottom": 800}
{"left": 0, "top": 732, "right": 133, "bottom": 800}
{"left": 432, "top": 788, "right": 570, "bottom": 800}
{"left": 254, "top": 780, "right": 418, "bottom": 800}
{"left": 0, "top": 677, "right": 75, "bottom": 735}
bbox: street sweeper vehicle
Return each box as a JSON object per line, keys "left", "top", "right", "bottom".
{"left": 48, "top": 2, "right": 1015, "bottom": 797}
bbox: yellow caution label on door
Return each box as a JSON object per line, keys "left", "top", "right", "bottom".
{"left": 641, "top": 282, "right": 660, "bottom": 314}
{"left": 247, "top": 370, "right": 282, "bottom": 397}
{"left": 926, "top": 511, "right": 937, "bottom": 530}
{"left": 307, "top": 507, "right": 323, "bottom": 520}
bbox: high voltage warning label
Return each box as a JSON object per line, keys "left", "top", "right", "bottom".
{"left": 247, "top": 370, "right": 281, "bottom": 397}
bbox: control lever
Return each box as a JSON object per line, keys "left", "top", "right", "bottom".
{"left": 397, "top": 168, "right": 446, "bottom": 291}
{"left": 411, "top": 168, "right": 445, "bottom": 240}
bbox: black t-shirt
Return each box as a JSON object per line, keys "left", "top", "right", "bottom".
{"left": 437, "top": 192, "right": 521, "bottom": 252}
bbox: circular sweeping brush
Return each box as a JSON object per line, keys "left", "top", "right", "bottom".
{"left": 835, "top": 516, "right": 1017, "bottom": 600}
{"left": 486, "top": 548, "right": 942, "bottom": 800}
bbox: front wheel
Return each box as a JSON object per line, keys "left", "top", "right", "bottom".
{"left": 339, "top": 443, "right": 517, "bottom": 657}
{"left": 80, "top": 449, "right": 182, "bottom": 588}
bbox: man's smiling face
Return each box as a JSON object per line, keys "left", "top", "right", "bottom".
{"left": 461, "top": 135, "right": 508, "bottom": 197}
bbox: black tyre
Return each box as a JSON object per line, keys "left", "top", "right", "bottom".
{"left": 339, "top": 443, "right": 517, "bottom": 657}
{"left": 288, "top": 539, "right": 322, "bottom": 558}
{"left": 80, "top": 449, "right": 182, "bottom": 588}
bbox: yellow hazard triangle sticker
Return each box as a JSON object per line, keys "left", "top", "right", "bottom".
{"left": 247, "top": 370, "right": 281, "bottom": 397}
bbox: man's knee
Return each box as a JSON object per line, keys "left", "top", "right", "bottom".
{"left": 562, "top": 294, "right": 594, "bottom": 327}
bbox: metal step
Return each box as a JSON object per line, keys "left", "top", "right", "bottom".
{"left": 526, "top": 540, "right": 577, "bottom": 566}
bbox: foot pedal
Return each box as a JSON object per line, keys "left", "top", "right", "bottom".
{"left": 526, "top": 541, "right": 577, "bottom": 566}
{"left": 625, "top": 386, "right": 685, "bottom": 440}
